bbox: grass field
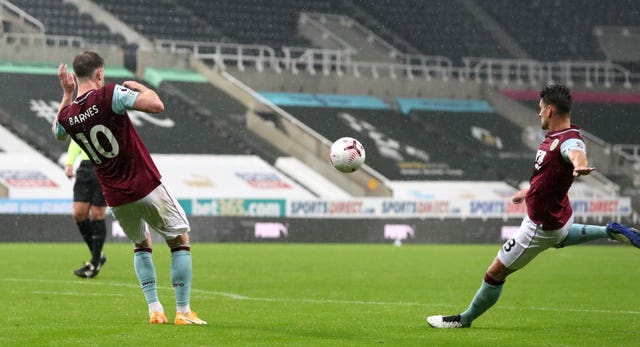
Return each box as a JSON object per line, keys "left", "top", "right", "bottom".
{"left": 1, "top": 242, "right": 639, "bottom": 346}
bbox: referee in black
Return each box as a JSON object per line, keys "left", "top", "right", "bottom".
{"left": 65, "top": 139, "right": 108, "bottom": 278}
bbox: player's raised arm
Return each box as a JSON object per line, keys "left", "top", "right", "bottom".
{"left": 58, "top": 63, "right": 76, "bottom": 109}
{"left": 567, "top": 149, "right": 595, "bottom": 177}
{"left": 122, "top": 81, "right": 164, "bottom": 114}
{"left": 52, "top": 63, "right": 76, "bottom": 141}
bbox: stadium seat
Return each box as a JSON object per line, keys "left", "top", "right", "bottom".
{"left": 477, "top": 0, "right": 640, "bottom": 62}
{"left": 9, "top": 0, "right": 125, "bottom": 45}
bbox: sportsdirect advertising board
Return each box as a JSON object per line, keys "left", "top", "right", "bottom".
{"left": 284, "top": 197, "right": 631, "bottom": 219}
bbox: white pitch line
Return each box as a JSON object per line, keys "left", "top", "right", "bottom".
{"left": 27, "top": 290, "right": 126, "bottom": 297}
{"left": 8, "top": 278, "right": 640, "bottom": 315}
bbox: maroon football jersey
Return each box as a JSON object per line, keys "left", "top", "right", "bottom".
{"left": 525, "top": 126, "right": 584, "bottom": 230}
{"left": 57, "top": 83, "right": 161, "bottom": 206}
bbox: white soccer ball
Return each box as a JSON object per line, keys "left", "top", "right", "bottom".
{"left": 330, "top": 137, "right": 366, "bottom": 173}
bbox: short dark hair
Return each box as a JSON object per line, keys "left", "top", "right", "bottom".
{"left": 72, "top": 51, "right": 104, "bottom": 79}
{"left": 539, "top": 84, "right": 572, "bottom": 114}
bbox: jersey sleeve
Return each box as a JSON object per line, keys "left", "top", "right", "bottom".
{"left": 53, "top": 120, "right": 68, "bottom": 141}
{"left": 560, "top": 138, "right": 586, "bottom": 161}
{"left": 111, "top": 84, "right": 140, "bottom": 115}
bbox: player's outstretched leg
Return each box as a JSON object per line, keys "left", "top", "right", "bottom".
{"left": 427, "top": 274, "right": 504, "bottom": 329}
{"left": 606, "top": 222, "right": 640, "bottom": 248}
{"left": 558, "top": 223, "right": 609, "bottom": 247}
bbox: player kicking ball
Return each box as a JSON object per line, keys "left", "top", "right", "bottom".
{"left": 427, "top": 84, "right": 640, "bottom": 328}
{"left": 52, "top": 51, "right": 206, "bottom": 325}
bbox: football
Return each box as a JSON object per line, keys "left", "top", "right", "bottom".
{"left": 330, "top": 137, "right": 366, "bottom": 173}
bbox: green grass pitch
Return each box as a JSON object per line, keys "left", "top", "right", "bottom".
{"left": 1, "top": 242, "right": 638, "bottom": 346}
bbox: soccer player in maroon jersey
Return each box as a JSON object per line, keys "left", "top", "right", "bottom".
{"left": 52, "top": 51, "right": 206, "bottom": 325}
{"left": 427, "top": 84, "right": 640, "bottom": 328}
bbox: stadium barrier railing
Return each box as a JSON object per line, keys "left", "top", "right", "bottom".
{"left": 152, "top": 39, "right": 636, "bottom": 89}
{"left": 0, "top": 0, "right": 44, "bottom": 33}
{"left": 1, "top": 32, "right": 84, "bottom": 47}
{"left": 462, "top": 57, "right": 634, "bottom": 88}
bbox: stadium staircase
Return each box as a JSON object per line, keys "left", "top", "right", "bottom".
{"left": 298, "top": 12, "right": 399, "bottom": 64}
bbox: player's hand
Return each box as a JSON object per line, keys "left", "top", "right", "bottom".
{"left": 511, "top": 189, "right": 527, "bottom": 204}
{"left": 512, "top": 195, "right": 525, "bottom": 204}
{"left": 573, "top": 166, "right": 595, "bottom": 177}
{"left": 65, "top": 165, "right": 74, "bottom": 179}
{"left": 58, "top": 64, "right": 76, "bottom": 95}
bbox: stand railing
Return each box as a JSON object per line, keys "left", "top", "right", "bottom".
{"left": 0, "top": 0, "right": 45, "bottom": 33}
{"left": 1, "top": 32, "right": 84, "bottom": 47}
{"left": 462, "top": 57, "right": 633, "bottom": 88}
{"left": 153, "top": 40, "right": 639, "bottom": 88}
{"left": 613, "top": 144, "right": 640, "bottom": 167}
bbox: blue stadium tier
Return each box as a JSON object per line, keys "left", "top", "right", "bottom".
{"left": 0, "top": 69, "right": 284, "bottom": 164}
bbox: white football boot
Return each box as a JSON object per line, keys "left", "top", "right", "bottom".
{"left": 426, "top": 314, "right": 467, "bottom": 328}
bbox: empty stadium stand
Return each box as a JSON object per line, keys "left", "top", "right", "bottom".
{"left": 262, "top": 96, "right": 529, "bottom": 182}
{"left": 9, "top": 0, "right": 125, "bottom": 44}
{"left": 0, "top": 68, "right": 285, "bottom": 164}
{"left": 502, "top": 89, "right": 640, "bottom": 146}
{"left": 406, "top": 109, "right": 533, "bottom": 184}
{"left": 568, "top": 102, "right": 639, "bottom": 145}
{"left": 186, "top": 0, "right": 335, "bottom": 48}
{"left": 92, "top": 0, "right": 222, "bottom": 43}
{"left": 350, "top": 0, "right": 514, "bottom": 63}
{"left": 90, "top": 0, "right": 335, "bottom": 48}
{"left": 159, "top": 79, "right": 285, "bottom": 162}
{"left": 478, "top": 0, "right": 640, "bottom": 62}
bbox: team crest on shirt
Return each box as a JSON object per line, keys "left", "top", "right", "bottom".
{"left": 550, "top": 139, "right": 559, "bottom": 151}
